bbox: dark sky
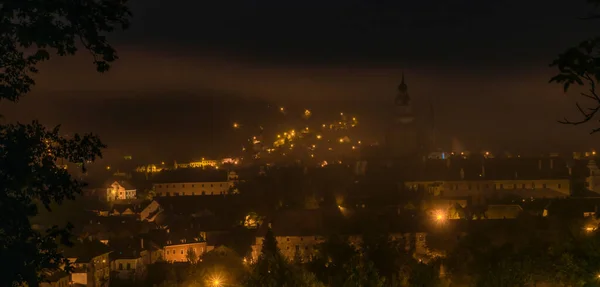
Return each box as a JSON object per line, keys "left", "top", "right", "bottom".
{"left": 3, "top": 0, "right": 599, "bottom": 159}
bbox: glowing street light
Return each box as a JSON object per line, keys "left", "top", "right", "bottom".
{"left": 433, "top": 210, "right": 446, "bottom": 223}
{"left": 232, "top": 122, "right": 240, "bottom": 129}
{"left": 208, "top": 273, "right": 224, "bottom": 287}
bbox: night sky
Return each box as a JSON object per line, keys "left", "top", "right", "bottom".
{"left": 2, "top": 0, "right": 598, "bottom": 160}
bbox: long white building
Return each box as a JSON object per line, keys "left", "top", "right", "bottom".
{"left": 153, "top": 171, "right": 238, "bottom": 196}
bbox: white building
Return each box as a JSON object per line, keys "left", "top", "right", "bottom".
{"left": 153, "top": 171, "right": 238, "bottom": 196}
{"left": 103, "top": 181, "right": 136, "bottom": 201}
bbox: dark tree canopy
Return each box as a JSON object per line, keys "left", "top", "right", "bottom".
{"left": 0, "top": 0, "right": 130, "bottom": 286}
{"left": 0, "top": 122, "right": 106, "bottom": 286}
{"left": 0, "top": 0, "right": 131, "bottom": 102}
{"left": 551, "top": 0, "right": 600, "bottom": 134}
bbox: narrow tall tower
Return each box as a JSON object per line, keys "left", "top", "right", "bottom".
{"left": 386, "top": 74, "right": 419, "bottom": 158}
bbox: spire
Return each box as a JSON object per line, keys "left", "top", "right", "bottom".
{"left": 395, "top": 73, "right": 410, "bottom": 106}
{"left": 398, "top": 73, "right": 408, "bottom": 93}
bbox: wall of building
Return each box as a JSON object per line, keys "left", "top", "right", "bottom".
{"left": 112, "top": 258, "right": 144, "bottom": 280}
{"left": 251, "top": 235, "right": 325, "bottom": 263}
{"left": 154, "top": 182, "right": 232, "bottom": 196}
{"left": 406, "top": 179, "right": 571, "bottom": 196}
{"left": 164, "top": 242, "right": 207, "bottom": 262}
{"left": 251, "top": 233, "right": 431, "bottom": 263}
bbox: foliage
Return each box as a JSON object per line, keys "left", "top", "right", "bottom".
{"left": 186, "top": 247, "right": 198, "bottom": 264}
{"left": 309, "top": 235, "right": 388, "bottom": 287}
{"left": 0, "top": 0, "right": 131, "bottom": 101}
{"left": 0, "top": 122, "right": 105, "bottom": 286}
{"left": 243, "top": 227, "right": 325, "bottom": 287}
{"left": 550, "top": 1, "right": 600, "bottom": 133}
{"left": 0, "top": 0, "right": 130, "bottom": 285}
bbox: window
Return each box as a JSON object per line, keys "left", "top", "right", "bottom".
{"left": 166, "top": 250, "right": 169, "bottom": 255}
{"left": 126, "top": 263, "right": 131, "bottom": 270}
{"left": 182, "top": 184, "right": 185, "bottom": 187}
{"left": 542, "top": 184, "right": 547, "bottom": 188}
{"left": 166, "top": 192, "right": 170, "bottom": 196}
{"left": 558, "top": 184, "right": 562, "bottom": 188}
{"left": 219, "top": 183, "right": 222, "bottom": 187}
{"left": 211, "top": 184, "right": 214, "bottom": 187}
{"left": 287, "top": 237, "right": 290, "bottom": 241}
{"left": 172, "top": 185, "right": 175, "bottom": 188}
{"left": 158, "top": 185, "right": 162, "bottom": 188}
{"left": 532, "top": 183, "right": 536, "bottom": 188}
{"left": 181, "top": 249, "right": 184, "bottom": 254}
{"left": 119, "top": 263, "right": 123, "bottom": 270}
{"left": 295, "top": 245, "right": 300, "bottom": 251}
{"left": 192, "top": 184, "right": 195, "bottom": 187}
{"left": 202, "top": 184, "right": 205, "bottom": 187}
{"left": 191, "top": 192, "right": 195, "bottom": 196}
{"left": 513, "top": 184, "right": 517, "bottom": 189}
{"left": 202, "top": 191, "right": 206, "bottom": 195}
{"left": 522, "top": 184, "right": 526, "bottom": 189}
{"left": 300, "top": 237, "right": 303, "bottom": 241}
{"left": 499, "top": 184, "right": 504, "bottom": 189}
{"left": 211, "top": 192, "right": 214, "bottom": 195}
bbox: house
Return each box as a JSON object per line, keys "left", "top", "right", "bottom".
{"left": 104, "top": 181, "right": 137, "bottom": 201}
{"left": 152, "top": 170, "right": 238, "bottom": 196}
{"left": 110, "top": 250, "right": 145, "bottom": 281}
{"left": 143, "top": 229, "right": 209, "bottom": 263}
{"left": 63, "top": 240, "right": 112, "bottom": 287}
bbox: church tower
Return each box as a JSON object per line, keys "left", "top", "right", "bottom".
{"left": 386, "top": 74, "right": 419, "bottom": 158}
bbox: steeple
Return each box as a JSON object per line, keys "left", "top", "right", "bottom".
{"left": 395, "top": 73, "right": 410, "bottom": 106}
{"left": 399, "top": 73, "right": 408, "bottom": 93}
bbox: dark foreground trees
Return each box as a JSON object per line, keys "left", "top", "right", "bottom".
{"left": 551, "top": 0, "right": 600, "bottom": 133}
{"left": 0, "top": 0, "right": 130, "bottom": 285}
{"left": 243, "top": 227, "right": 324, "bottom": 287}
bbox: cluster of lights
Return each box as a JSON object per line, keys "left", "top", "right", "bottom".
{"left": 232, "top": 107, "right": 363, "bottom": 162}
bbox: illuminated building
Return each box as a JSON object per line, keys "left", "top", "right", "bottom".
{"left": 153, "top": 171, "right": 238, "bottom": 196}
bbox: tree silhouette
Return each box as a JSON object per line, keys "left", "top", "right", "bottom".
{"left": 551, "top": 0, "right": 600, "bottom": 133}
{"left": 0, "top": 0, "right": 130, "bottom": 286}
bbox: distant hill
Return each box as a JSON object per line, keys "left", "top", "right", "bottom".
{"left": 0, "top": 90, "right": 400, "bottom": 161}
